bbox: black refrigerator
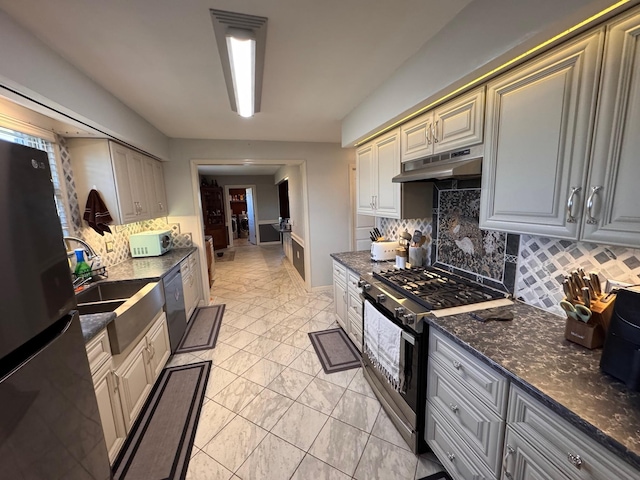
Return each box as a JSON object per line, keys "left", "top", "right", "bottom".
{"left": 0, "top": 139, "right": 111, "bottom": 479}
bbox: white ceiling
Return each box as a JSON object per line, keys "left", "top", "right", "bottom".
{"left": 198, "top": 164, "right": 283, "bottom": 176}
{"left": 0, "top": 0, "right": 472, "bottom": 143}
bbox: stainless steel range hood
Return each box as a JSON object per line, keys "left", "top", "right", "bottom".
{"left": 392, "top": 144, "right": 483, "bottom": 183}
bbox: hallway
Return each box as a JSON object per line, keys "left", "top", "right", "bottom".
{"left": 171, "top": 244, "right": 443, "bottom": 479}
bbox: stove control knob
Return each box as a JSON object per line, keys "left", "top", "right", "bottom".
{"left": 394, "top": 307, "right": 405, "bottom": 318}
{"left": 376, "top": 294, "right": 386, "bottom": 303}
{"left": 362, "top": 283, "right": 372, "bottom": 291}
{"left": 403, "top": 313, "right": 416, "bottom": 324}
{"left": 357, "top": 280, "right": 367, "bottom": 288}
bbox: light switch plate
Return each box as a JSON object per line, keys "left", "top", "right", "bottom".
{"left": 105, "top": 241, "right": 114, "bottom": 253}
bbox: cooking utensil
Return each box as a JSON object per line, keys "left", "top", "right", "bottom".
{"left": 581, "top": 286, "right": 591, "bottom": 307}
{"left": 560, "top": 300, "right": 592, "bottom": 323}
{"left": 374, "top": 228, "right": 382, "bottom": 239}
{"left": 412, "top": 230, "right": 422, "bottom": 245}
{"left": 572, "top": 272, "right": 585, "bottom": 290}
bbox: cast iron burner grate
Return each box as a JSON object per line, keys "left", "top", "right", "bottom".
{"left": 374, "top": 267, "right": 506, "bottom": 310}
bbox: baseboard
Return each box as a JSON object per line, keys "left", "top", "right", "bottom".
{"left": 311, "top": 285, "right": 332, "bottom": 294}
{"left": 259, "top": 241, "right": 281, "bottom": 245}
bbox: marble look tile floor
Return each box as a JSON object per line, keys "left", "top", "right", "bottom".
{"left": 173, "top": 244, "right": 443, "bottom": 480}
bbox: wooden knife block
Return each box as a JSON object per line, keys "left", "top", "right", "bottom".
{"left": 562, "top": 295, "right": 615, "bottom": 349}
{"left": 564, "top": 316, "right": 604, "bottom": 349}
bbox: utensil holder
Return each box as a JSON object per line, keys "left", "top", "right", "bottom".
{"left": 564, "top": 315, "right": 604, "bottom": 349}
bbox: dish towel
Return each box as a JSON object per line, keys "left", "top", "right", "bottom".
{"left": 364, "top": 300, "right": 403, "bottom": 392}
{"left": 83, "top": 189, "right": 113, "bottom": 236}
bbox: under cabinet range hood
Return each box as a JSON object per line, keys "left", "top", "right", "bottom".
{"left": 392, "top": 144, "right": 484, "bottom": 183}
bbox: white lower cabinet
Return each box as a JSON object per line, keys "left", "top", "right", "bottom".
{"left": 426, "top": 329, "right": 508, "bottom": 479}
{"left": 86, "top": 311, "right": 170, "bottom": 463}
{"left": 332, "top": 260, "right": 363, "bottom": 352}
{"left": 427, "top": 404, "right": 495, "bottom": 480}
{"left": 502, "top": 427, "right": 569, "bottom": 480}
{"left": 426, "top": 331, "right": 640, "bottom": 480}
{"left": 92, "top": 354, "right": 127, "bottom": 463}
{"left": 115, "top": 338, "right": 152, "bottom": 431}
{"left": 504, "top": 385, "right": 640, "bottom": 480}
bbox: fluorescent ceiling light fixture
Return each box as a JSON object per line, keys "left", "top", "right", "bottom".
{"left": 211, "top": 10, "right": 268, "bottom": 118}
{"left": 227, "top": 34, "right": 255, "bottom": 117}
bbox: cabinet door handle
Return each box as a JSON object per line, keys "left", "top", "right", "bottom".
{"left": 373, "top": 195, "right": 377, "bottom": 209}
{"left": 567, "top": 452, "right": 583, "bottom": 469}
{"left": 503, "top": 444, "right": 515, "bottom": 480}
{"left": 433, "top": 120, "right": 439, "bottom": 143}
{"left": 449, "top": 403, "right": 459, "bottom": 413}
{"left": 452, "top": 360, "right": 462, "bottom": 370}
{"left": 426, "top": 123, "right": 432, "bottom": 145}
{"left": 158, "top": 202, "right": 164, "bottom": 211}
{"left": 111, "top": 370, "right": 120, "bottom": 391}
{"left": 446, "top": 451, "right": 455, "bottom": 462}
{"left": 586, "top": 186, "right": 602, "bottom": 225}
{"left": 566, "top": 186, "right": 581, "bottom": 223}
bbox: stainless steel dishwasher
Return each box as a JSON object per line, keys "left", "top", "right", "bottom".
{"left": 162, "top": 265, "right": 187, "bottom": 352}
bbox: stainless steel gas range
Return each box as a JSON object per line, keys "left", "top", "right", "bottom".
{"left": 359, "top": 266, "right": 512, "bottom": 453}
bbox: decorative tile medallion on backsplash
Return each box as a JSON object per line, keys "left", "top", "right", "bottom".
{"left": 516, "top": 235, "right": 640, "bottom": 315}
{"left": 436, "top": 188, "right": 506, "bottom": 281}
{"left": 431, "top": 181, "right": 520, "bottom": 294}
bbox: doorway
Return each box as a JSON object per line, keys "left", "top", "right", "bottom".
{"left": 224, "top": 184, "right": 258, "bottom": 247}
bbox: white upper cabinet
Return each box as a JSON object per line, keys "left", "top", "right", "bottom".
{"left": 480, "top": 29, "right": 605, "bottom": 239}
{"left": 373, "top": 130, "right": 401, "bottom": 218}
{"left": 356, "top": 143, "right": 376, "bottom": 215}
{"left": 68, "top": 138, "right": 168, "bottom": 225}
{"left": 582, "top": 8, "right": 640, "bottom": 247}
{"left": 356, "top": 129, "right": 401, "bottom": 219}
{"left": 400, "top": 87, "right": 485, "bottom": 162}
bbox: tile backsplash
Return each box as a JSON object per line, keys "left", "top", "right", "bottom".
{"left": 515, "top": 235, "right": 640, "bottom": 315}
{"left": 58, "top": 135, "right": 192, "bottom": 268}
{"left": 376, "top": 217, "right": 433, "bottom": 265}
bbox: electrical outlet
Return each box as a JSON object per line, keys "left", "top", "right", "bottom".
{"left": 105, "top": 241, "right": 114, "bottom": 253}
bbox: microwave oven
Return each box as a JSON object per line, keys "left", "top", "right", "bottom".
{"left": 129, "top": 229, "right": 172, "bottom": 257}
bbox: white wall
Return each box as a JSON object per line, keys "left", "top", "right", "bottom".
{"left": 0, "top": 10, "right": 169, "bottom": 159}
{"left": 342, "top": 0, "right": 623, "bottom": 146}
{"left": 166, "top": 139, "right": 354, "bottom": 288}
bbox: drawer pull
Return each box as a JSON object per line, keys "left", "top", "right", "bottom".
{"left": 567, "top": 452, "right": 583, "bottom": 469}
{"left": 446, "top": 452, "right": 455, "bottom": 462}
{"left": 449, "top": 403, "right": 459, "bottom": 413}
{"left": 452, "top": 360, "right": 462, "bottom": 370}
{"left": 503, "top": 444, "right": 515, "bottom": 480}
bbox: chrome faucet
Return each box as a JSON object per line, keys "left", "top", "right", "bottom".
{"left": 64, "top": 236, "right": 98, "bottom": 260}
{"left": 64, "top": 237, "right": 104, "bottom": 288}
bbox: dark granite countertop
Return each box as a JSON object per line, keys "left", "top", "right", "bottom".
{"left": 78, "top": 247, "right": 197, "bottom": 342}
{"left": 106, "top": 247, "right": 197, "bottom": 281}
{"left": 330, "top": 250, "right": 395, "bottom": 276}
{"left": 430, "top": 301, "right": 640, "bottom": 470}
{"left": 79, "top": 312, "right": 116, "bottom": 342}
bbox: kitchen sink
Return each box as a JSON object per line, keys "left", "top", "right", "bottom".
{"left": 76, "top": 300, "right": 126, "bottom": 315}
{"left": 76, "top": 280, "right": 151, "bottom": 303}
{"left": 77, "top": 280, "right": 165, "bottom": 354}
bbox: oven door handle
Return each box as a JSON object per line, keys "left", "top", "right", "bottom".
{"left": 402, "top": 331, "right": 415, "bottom": 345}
